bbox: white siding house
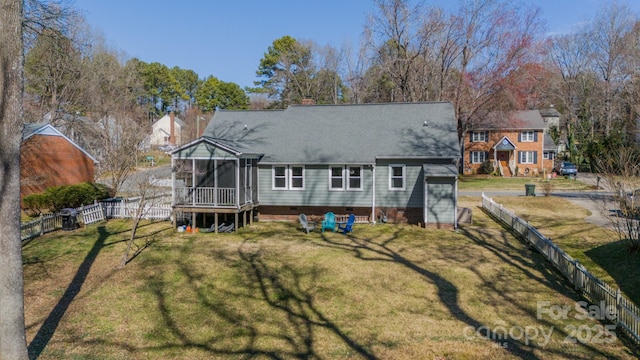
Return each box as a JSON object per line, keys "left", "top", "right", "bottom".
{"left": 150, "top": 112, "right": 185, "bottom": 147}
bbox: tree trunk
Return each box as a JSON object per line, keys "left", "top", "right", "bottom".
{"left": 0, "top": 0, "right": 29, "bottom": 359}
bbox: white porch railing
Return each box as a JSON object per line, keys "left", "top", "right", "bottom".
{"left": 175, "top": 187, "right": 236, "bottom": 207}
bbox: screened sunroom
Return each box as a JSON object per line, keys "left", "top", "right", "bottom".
{"left": 171, "top": 138, "right": 260, "bottom": 232}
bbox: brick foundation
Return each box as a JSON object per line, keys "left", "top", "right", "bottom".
{"left": 257, "top": 206, "right": 431, "bottom": 226}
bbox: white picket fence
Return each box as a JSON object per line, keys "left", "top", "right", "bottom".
{"left": 21, "top": 196, "right": 172, "bottom": 242}
{"left": 20, "top": 213, "right": 62, "bottom": 241}
{"left": 481, "top": 193, "right": 640, "bottom": 346}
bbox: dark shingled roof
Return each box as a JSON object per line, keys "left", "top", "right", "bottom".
{"left": 423, "top": 163, "right": 458, "bottom": 177}
{"left": 201, "top": 102, "right": 460, "bottom": 164}
{"left": 543, "top": 133, "right": 557, "bottom": 151}
{"left": 539, "top": 107, "right": 561, "bottom": 118}
{"left": 472, "top": 110, "right": 546, "bottom": 130}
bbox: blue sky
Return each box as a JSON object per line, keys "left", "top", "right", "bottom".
{"left": 74, "top": 0, "right": 640, "bottom": 90}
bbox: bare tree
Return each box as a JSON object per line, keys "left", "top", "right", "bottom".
{"left": 342, "top": 38, "right": 373, "bottom": 104}
{"left": 594, "top": 147, "right": 640, "bottom": 252}
{"left": 95, "top": 113, "right": 147, "bottom": 196}
{"left": 119, "top": 174, "right": 167, "bottom": 267}
{"left": 365, "top": 0, "right": 428, "bottom": 102}
{"left": 588, "top": 3, "right": 636, "bottom": 136}
{"left": 314, "top": 43, "right": 345, "bottom": 104}
{"left": 452, "top": 0, "right": 544, "bottom": 143}
{"left": 0, "top": 0, "right": 29, "bottom": 358}
{"left": 75, "top": 46, "right": 149, "bottom": 195}
{"left": 22, "top": 0, "right": 83, "bottom": 121}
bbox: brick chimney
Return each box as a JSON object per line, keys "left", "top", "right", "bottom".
{"left": 169, "top": 111, "right": 175, "bottom": 145}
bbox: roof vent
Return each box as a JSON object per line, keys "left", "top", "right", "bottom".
{"left": 423, "top": 121, "right": 428, "bottom": 126}
{"left": 243, "top": 124, "right": 248, "bottom": 130}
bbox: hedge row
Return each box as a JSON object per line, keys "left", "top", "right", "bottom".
{"left": 23, "top": 182, "right": 111, "bottom": 215}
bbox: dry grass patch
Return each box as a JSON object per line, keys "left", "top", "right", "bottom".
{"left": 23, "top": 210, "right": 638, "bottom": 359}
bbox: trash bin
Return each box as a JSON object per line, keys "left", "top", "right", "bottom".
{"left": 60, "top": 208, "right": 78, "bottom": 230}
{"left": 525, "top": 184, "right": 536, "bottom": 196}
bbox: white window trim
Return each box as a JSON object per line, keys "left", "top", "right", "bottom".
{"left": 346, "top": 166, "right": 363, "bottom": 191}
{"left": 389, "top": 164, "right": 406, "bottom": 191}
{"left": 471, "top": 131, "right": 487, "bottom": 142}
{"left": 520, "top": 151, "right": 535, "bottom": 164}
{"left": 470, "top": 151, "right": 486, "bottom": 164}
{"left": 329, "top": 166, "right": 345, "bottom": 191}
{"left": 272, "top": 166, "right": 288, "bottom": 190}
{"left": 521, "top": 131, "right": 535, "bottom": 142}
{"left": 289, "top": 165, "right": 305, "bottom": 190}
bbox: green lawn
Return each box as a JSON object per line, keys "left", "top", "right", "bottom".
{"left": 458, "top": 175, "right": 593, "bottom": 191}
{"left": 485, "top": 195, "right": 640, "bottom": 307}
{"left": 22, "top": 203, "right": 638, "bottom": 359}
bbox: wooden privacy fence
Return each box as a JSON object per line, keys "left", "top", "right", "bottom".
{"left": 21, "top": 196, "right": 172, "bottom": 242}
{"left": 481, "top": 193, "right": 640, "bottom": 346}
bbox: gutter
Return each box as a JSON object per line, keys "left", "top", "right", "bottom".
{"left": 375, "top": 155, "right": 460, "bottom": 160}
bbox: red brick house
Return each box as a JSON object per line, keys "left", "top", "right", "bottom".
{"left": 462, "top": 110, "right": 556, "bottom": 177}
{"left": 21, "top": 123, "right": 98, "bottom": 201}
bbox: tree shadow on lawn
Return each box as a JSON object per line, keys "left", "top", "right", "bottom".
{"left": 101, "top": 231, "right": 379, "bottom": 359}
{"left": 314, "top": 226, "right": 620, "bottom": 359}
{"left": 131, "top": 222, "right": 634, "bottom": 359}
{"left": 585, "top": 240, "right": 640, "bottom": 305}
{"left": 475, "top": 205, "right": 639, "bottom": 358}
{"left": 27, "top": 221, "right": 170, "bottom": 359}
{"left": 28, "top": 226, "right": 111, "bottom": 359}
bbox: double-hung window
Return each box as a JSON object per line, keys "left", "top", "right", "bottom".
{"left": 520, "top": 131, "right": 535, "bottom": 142}
{"left": 470, "top": 151, "right": 487, "bottom": 164}
{"left": 347, "top": 166, "right": 362, "bottom": 190}
{"left": 519, "top": 151, "right": 536, "bottom": 164}
{"left": 290, "top": 166, "right": 304, "bottom": 189}
{"left": 471, "top": 131, "right": 487, "bottom": 142}
{"left": 389, "top": 165, "right": 405, "bottom": 190}
{"left": 273, "top": 166, "right": 287, "bottom": 189}
{"left": 272, "top": 165, "right": 304, "bottom": 190}
{"left": 329, "top": 166, "right": 345, "bottom": 191}
{"left": 329, "top": 166, "right": 363, "bottom": 191}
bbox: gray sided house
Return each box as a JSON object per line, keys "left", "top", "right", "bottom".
{"left": 170, "top": 102, "right": 461, "bottom": 230}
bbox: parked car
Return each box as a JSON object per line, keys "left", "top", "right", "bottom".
{"left": 159, "top": 144, "right": 176, "bottom": 154}
{"left": 555, "top": 161, "right": 578, "bottom": 177}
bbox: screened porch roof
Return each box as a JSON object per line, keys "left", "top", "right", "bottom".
{"left": 171, "top": 136, "right": 263, "bottom": 160}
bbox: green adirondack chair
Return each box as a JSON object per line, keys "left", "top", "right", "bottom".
{"left": 321, "top": 212, "right": 336, "bottom": 232}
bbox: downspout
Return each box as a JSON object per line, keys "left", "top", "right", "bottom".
{"left": 540, "top": 130, "right": 544, "bottom": 175}
{"left": 424, "top": 175, "right": 428, "bottom": 227}
{"left": 371, "top": 164, "right": 376, "bottom": 223}
{"left": 171, "top": 155, "right": 176, "bottom": 228}
{"left": 454, "top": 175, "right": 459, "bottom": 230}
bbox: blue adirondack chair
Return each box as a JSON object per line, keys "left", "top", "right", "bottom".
{"left": 321, "top": 212, "right": 336, "bottom": 232}
{"left": 338, "top": 214, "right": 355, "bottom": 234}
